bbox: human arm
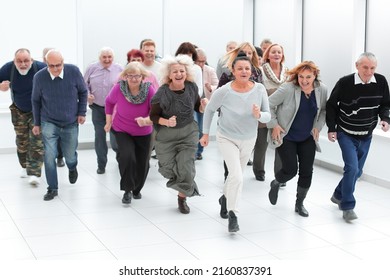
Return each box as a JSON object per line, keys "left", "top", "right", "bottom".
{"left": 0, "top": 81, "right": 10, "bottom": 91}
{"left": 104, "top": 114, "right": 112, "bottom": 132}
{"left": 135, "top": 116, "right": 153, "bottom": 127}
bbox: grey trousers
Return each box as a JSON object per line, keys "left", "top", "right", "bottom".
{"left": 155, "top": 121, "right": 199, "bottom": 197}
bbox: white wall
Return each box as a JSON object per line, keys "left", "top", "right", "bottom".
{"left": 1, "top": 0, "right": 390, "bottom": 186}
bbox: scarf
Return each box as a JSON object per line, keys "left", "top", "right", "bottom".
{"left": 262, "top": 63, "right": 288, "bottom": 85}
{"left": 119, "top": 80, "right": 151, "bottom": 104}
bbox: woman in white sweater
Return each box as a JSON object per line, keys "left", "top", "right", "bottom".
{"left": 200, "top": 53, "right": 270, "bottom": 233}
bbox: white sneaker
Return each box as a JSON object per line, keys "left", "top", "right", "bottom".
{"left": 29, "top": 175, "right": 40, "bottom": 186}
{"left": 20, "top": 168, "right": 28, "bottom": 178}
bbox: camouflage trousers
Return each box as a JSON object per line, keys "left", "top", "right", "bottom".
{"left": 10, "top": 103, "right": 44, "bottom": 177}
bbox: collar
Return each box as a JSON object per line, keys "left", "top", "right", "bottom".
{"left": 47, "top": 67, "right": 64, "bottom": 80}
{"left": 354, "top": 72, "right": 376, "bottom": 85}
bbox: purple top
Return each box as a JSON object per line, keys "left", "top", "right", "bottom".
{"left": 84, "top": 62, "right": 123, "bottom": 106}
{"left": 105, "top": 82, "right": 155, "bottom": 136}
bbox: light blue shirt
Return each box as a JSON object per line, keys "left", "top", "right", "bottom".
{"left": 203, "top": 81, "right": 270, "bottom": 140}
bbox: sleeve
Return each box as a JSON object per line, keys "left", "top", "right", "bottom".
{"left": 314, "top": 83, "right": 328, "bottom": 131}
{"left": 83, "top": 66, "right": 92, "bottom": 94}
{"left": 202, "top": 86, "right": 225, "bottom": 134}
{"left": 266, "top": 83, "right": 290, "bottom": 128}
{"left": 105, "top": 83, "right": 119, "bottom": 115}
{"left": 76, "top": 68, "right": 88, "bottom": 116}
{"left": 258, "top": 85, "right": 271, "bottom": 123}
{"left": 31, "top": 74, "right": 42, "bottom": 126}
{"left": 379, "top": 77, "right": 390, "bottom": 123}
{"left": 326, "top": 79, "right": 342, "bottom": 132}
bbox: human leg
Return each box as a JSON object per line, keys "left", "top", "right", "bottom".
{"left": 91, "top": 105, "right": 108, "bottom": 171}
{"left": 41, "top": 122, "right": 60, "bottom": 190}
{"left": 252, "top": 127, "right": 268, "bottom": 181}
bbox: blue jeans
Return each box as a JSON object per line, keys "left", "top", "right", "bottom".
{"left": 194, "top": 111, "right": 203, "bottom": 156}
{"left": 333, "top": 131, "right": 372, "bottom": 210}
{"left": 41, "top": 121, "right": 79, "bottom": 190}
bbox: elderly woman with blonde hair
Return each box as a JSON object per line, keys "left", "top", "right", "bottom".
{"left": 149, "top": 54, "right": 206, "bottom": 214}
{"left": 105, "top": 62, "right": 156, "bottom": 204}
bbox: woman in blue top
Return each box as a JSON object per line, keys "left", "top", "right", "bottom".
{"left": 266, "top": 61, "right": 327, "bottom": 217}
{"left": 200, "top": 53, "right": 270, "bottom": 233}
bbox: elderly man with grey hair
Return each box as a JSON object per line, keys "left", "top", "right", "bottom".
{"left": 84, "top": 47, "right": 123, "bottom": 174}
{"left": 326, "top": 52, "right": 390, "bottom": 222}
{"left": 32, "top": 49, "right": 88, "bottom": 201}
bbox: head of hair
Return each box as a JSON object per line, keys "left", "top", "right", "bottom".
{"left": 99, "top": 47, "right": 114, "bottom": 58}
{"left": 126, "top": 49, "right": 145, "bottom": 63}
{"left": 287, "top": 61, "right": 320, "bottom": 86}
{"left": 226, "top": 41, "right": 238, "bottom": 52}
{"left": 175, "top": 42, "right": 198, "bottom": 62}
{"left": 356, "top": 52, "right": 377, "bottom": 65}
{"left": 120, "top": 61, "right": 149, "bottom": 80}
{"left": 262, "top": 43, "right": 285, "bottom": 64}
{"left": 141, "top": 40, "right": 156, "bottom": 49}
{"left": 45, "top": 49, "right": 64, "bottom": 63}
{"left": 159, "top": 54, "right": 195, "bottom": 85}
{"left": 260, "top": 38, "right": 273, "bottom": 48}
{"left": 255, "top": 46, "right": 263, "bottom": 58}
{"left": 14, "top": 48, "right": 31, "bottom": 57}
{"left": 140, "top": 38, "right": 153, "bottom": 49}
{"left": 196, "top": 48, "right": 207, "bottom": 59}
{"left": 231, "top": 51, "right": 251, "bottom": 69}
{"left": 224, "top": 42, "right": 259, "bottom": 71}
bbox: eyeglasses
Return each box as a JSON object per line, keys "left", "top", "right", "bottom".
{"left": 125, "top": 74, "right": 142, "bottom": 80}
{"left": 48, "top": 63, "right": 63, "bottom": 69}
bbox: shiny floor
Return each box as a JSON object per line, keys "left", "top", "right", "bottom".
{"left": 1, "top": 141, "right": 390, "bottom": 260}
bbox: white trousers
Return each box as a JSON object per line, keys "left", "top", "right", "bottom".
{"left": 217, "top": 131, "right": 256, "bottom": 215}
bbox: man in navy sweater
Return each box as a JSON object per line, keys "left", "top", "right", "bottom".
{"left": 326, "top": 52, "right": 390, "bottom": 222}
{"left": 32, "top": 49, "right": 88, "bottom": 201}
{"left": 0, "top": 48, "right": 46, "bottom": 186}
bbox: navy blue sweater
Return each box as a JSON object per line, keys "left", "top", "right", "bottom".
{"left": 326, "top": 73, "right": 390, "bottom": 136}
{"left": 32, "top": 64, "right": 87, "bottom": 126}
{"left": 0, "top": 61, "right": 46, "bottom": 112}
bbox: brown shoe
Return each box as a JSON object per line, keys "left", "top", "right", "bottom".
{"left": 178, "top": 195, "right": 190, "bottom": 214}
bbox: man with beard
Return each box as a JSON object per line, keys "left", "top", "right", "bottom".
{"left": 0, "top": 48, "right": 46, "bottom": 186}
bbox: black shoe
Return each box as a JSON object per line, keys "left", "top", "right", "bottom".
{"left": 255, "top": 175, "right": 265, "bottom": 181}
{"left": 122, "top": 192, "right": 131, "bottom": 204}
{"left": 218, "top": 195, "right": 228, "bottom": 219}
{"left": 43, "top": 190, "right": 58, "bottom": 201}
{"left": 178, "top": 196, "right": 190, "bottom": 214}
{"left": 269, "top": 179, "right": 280, "bottom": 205}
{"left": 247, "top": 160, "right": 253, "bottom": 166}
{"left": 195, "top": 154, "right": 203, "bottom": 160}
{"left": 57, "top": 157, "right": 65, "bottom": 167}
{"left": 151, "top": 155, "right": 158, "bottom": 159}
{"left": 69, "top": 168, "right": 78, "bottom": 184}
{"left": 228, "top": 211, "right": 239, "bottom": 232}
{"left": 132, "top": 192, "right": 142, "bottom": 199}
{"left": 280, "top": 182, "right": 286, "bottom": 187}
{"left": 97, "top": 168, "right": 105, "bottom": 174}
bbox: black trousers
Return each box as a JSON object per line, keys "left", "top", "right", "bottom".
{"left": 275, "top": 137, "right": 316, "bottom": 189}
{"left": 114, "top": 131, "right": 152, "bottom": 193}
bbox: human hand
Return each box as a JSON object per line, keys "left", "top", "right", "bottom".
{"left": 78, "top": 116, "right": 86, "bottom": 125}
{"left": 311, "top": 128, "right": 319, "bottom": 141}
{"left": 0, "top": 81, "right": 10, "bottom": 91}
{"left": 104, "top": 122, "right": 111, "bottom": 133}
{"left": 32, "top": 126, "right": 40, "bottom": 136}
{"left": 271, "top": 125, "right": 285, "bottom": 144}
{"left": 167, "top": 116, "right": 177, "bottom": 127}
{"left": 87, "top": 94, "right": 95, "bottom": 105}
{"left": 199, "top": 134, "right": 209, "bottom": 147}
{"left": 380, "top": 121, "right": 389, "bottom": 132}
{"left": 252, "top": 104, "right": 260, "bottom": 119}
{"left": 328, "top": 132, "right": 337, "bottom": 142}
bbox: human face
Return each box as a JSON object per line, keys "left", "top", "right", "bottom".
{"left": 356, "top": 57, "right": 377, "bottom": 83}
{"left": 14, "top": 51, "right": 32, "bottom": 75}
{"left": 298, "top": 69, "right": 316, "bottom": 93}
{"left": 125, "top": 70, "right": 142, "bottom": 87}
{"left": 261, "top": 43, "right": 272, "bottom": 53}
{"left": 226, "top": 43, "right": 237, "bottom": 52}
{"left": 232, "top": 60, "right": 251, "bottom": 82}
{"left": 130, "top": 56, "right": 143, "bottom": 63}
{"left": 268, "top": 45, "right": 283, "bottom": 64}
{"left": 241, "top": 46, "right": 253, "bottom": 60}
{"left": 46, "top": 52, "right": 64, "bottom": 77}
{"left": 195, "top": 54, "right": 206, "bottom": 69}
{"left": 169, "top": 64, "right": 187, "bottom": 88}
{"left": 99, "top": 51, "right": 113, "bottom": 68}
{"left": 142, "top": 45, "right": 155, "bottom": 62}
